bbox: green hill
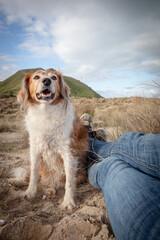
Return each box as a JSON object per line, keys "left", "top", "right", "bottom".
{"left": 0, "top": 68, "right": 101, "bottom": 98}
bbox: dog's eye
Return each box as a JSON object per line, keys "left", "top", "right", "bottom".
{"left": 51, "top": 75, "right": 57, "bottom": 80}
{"left": 34, "top": 75, "right": 40, "bottom": 80}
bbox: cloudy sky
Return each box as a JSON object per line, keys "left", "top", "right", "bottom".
{"left": 0, "top": 0, "right": 160, "bottom": 98}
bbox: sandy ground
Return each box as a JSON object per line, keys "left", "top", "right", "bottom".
{"left": 0, "top": 130, "right": 115, "bottom": 240}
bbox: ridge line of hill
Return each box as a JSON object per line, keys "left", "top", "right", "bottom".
{"left": 0, "top": 68, "right": 102, "bottom": 98}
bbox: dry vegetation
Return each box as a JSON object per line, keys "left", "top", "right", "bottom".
{"left": 73, "top": 96, "right": 160, "bottom": 141}
{"left": 0, "top": 98, "right": 20, "bottom": 132}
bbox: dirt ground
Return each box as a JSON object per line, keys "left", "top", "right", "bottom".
{"left": 0, "top": 128, "right": 115, "bottom": 240}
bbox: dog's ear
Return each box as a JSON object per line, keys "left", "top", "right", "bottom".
{"left": 17, "top": 74, "right": 31, "bottom": 107}
{"left": 62, "top": 83, "right": 70, "bottom": 99}
{"left": 55, "top": 71, "right": 70, "bottom": 99}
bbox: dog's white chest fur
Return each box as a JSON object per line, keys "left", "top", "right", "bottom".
{"left": 26, "top": 102, "right": 74, "bottom": 143}
{"left": 25, "top": 102, "right": 75, "bottom": 170}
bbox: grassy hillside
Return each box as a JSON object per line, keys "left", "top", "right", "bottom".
{"left": 64, "top": 76, "right": 100, "bottom": 98}
{"left": 0, "top": 68, "right": 101, "bottom": 98}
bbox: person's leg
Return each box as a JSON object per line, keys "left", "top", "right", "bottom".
{"left": 89, "top": 156, "right": 160, "bottom": 240}
{"left": 88, "top": 132, "right": 160, "bottom": 179}
{"left": 88, "top": 132, "right": 160, "bottom": 240}
{"left": 111, "top": 132, "right": 160, "bottom": 179}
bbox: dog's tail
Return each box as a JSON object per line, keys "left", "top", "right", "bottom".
{"left": 9, "top": 167, "right": 30, "bottom": 187}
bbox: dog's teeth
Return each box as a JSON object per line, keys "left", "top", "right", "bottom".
{"left": 36, "top": 91, "right": 52, "bottom": 100}
{"left": 42, "top": 93, "right": 51, "bottom": 97}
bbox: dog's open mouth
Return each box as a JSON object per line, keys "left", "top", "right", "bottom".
{"left": 36, "top": 89, "right": 55, "bottom": 101}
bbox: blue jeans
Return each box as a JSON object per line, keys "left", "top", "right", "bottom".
{"left": 88, "top": 132, "right": 160, "bottom": 240}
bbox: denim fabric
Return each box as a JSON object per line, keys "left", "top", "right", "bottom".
{"left": 88, "top": 132, "right": 160, "bottom": 240}
{"left": 87, "top": 138, "right": 113, "bottom": 166}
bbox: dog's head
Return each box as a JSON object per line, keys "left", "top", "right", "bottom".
{"left": 17, "top": 69, "right": 70, "bottom": 107}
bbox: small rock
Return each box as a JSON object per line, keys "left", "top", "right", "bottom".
{"left": 0, "top": 219, "right": 6, "bottom": 226}
{"left": 42, "top": 195, "right": 47, "bottom": 200}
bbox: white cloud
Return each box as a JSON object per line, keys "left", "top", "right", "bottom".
{"left": 99, "top": 85, "right": 160, "bottom": 98}
{"left": 0, "top": 54, "right": 13, "bottom": 62}
{"left": 19, "top": 35, "right": 53, "bottom": 57}
{"left": 0, "top": 54, "right": 19, "bottom": 81}
{"left": 0, "top": 63, "right": 19, "bottom": 81}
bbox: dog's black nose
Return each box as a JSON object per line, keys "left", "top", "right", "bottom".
{"left": 43, "top": 78, "right": 51, "bottom": 86}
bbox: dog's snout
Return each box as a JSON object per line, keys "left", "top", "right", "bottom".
{"left": 43, "top": 78, "right": 51, "bottom": 86}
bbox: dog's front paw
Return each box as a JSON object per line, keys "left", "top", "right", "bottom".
{"left": 21, "top": 189, "right": 36, "bottom": 199}
{"left": 61, "top": 197, "right": 76, "bottom": 210}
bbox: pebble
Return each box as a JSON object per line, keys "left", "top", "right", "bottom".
{"left": 0, "top": 219, "right": 6, "bottom": 226}
{"left": 42, "top": 195, "right": 47, "bottom": 200}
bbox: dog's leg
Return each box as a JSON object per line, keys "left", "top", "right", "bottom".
{"left": 60, "top": 151, "right": 78, "bottom": 209}
{"left": 22, "top": 148, "right": 40, "bottom": 199}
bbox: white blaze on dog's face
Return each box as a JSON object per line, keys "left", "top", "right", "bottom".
{"left": 18, "top": 69, "right": 70, "bottom": 106}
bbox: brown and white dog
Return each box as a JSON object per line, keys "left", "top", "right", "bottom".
{"left": 11, "top": 69, "right": 88, "bottom": 209}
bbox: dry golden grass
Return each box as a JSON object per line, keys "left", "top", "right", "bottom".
{"left": 73, "top": 97, "right": 160, "bottom": 141}
{"left": 72, "top": 98, "right": 95, "bottom": 117}
{"left": 114, "top": 98, "right": 160, "bottom": 134}
{"left": 0, "top": 117, "right": 20, "bottom": 132}
{"left": 0, "top": 97, "right": 20, "bottom": 132}
{"left": 0, "top": 164, "right": 5, "bottom": 178}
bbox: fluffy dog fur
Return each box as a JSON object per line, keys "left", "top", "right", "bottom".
{"left": 12, "top": 69, "right": 88, "bottom": 209}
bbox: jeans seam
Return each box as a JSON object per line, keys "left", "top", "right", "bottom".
{"left": 111, "top": 151, "right": 160, "bottom": 175}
